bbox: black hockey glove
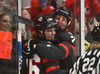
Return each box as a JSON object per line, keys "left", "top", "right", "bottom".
{"left": 23, "top": 39, "right": 39, "bottom": 59}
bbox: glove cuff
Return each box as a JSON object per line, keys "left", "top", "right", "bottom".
{"left": 28, "top": 39, "right": 35, "bottom": 54}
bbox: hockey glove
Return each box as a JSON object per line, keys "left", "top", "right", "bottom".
{"left": 23, "top": 39, "right": 37, "bottom": 59}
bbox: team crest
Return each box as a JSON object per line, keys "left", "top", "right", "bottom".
{"left": 38, "top": 17, "right": 43, "bottom": 21}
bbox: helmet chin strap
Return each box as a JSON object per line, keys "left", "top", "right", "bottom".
{"left": 64, "top": 21, "right": 71, "bottom": 30}
{"left": 43, "top": 30, "right": 46, "bottom": 40}
{"left": 68, "top": 21, "right": 71, "bottom": 26}
{"left": 38, "top": 30, "right": 45, "bottom": 39}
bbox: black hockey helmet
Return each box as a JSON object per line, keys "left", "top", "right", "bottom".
{"left": 53, "top": 6, "right": 73, "bottom": 26}
{"left": 91, "top": 24, "right": 100, "bottom": 42}
{"left": 34, "top": 15, "right": 57, "bottom": 35}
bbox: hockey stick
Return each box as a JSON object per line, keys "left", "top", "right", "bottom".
{"left": 12, "top": 14, "right": 34, "bottom": 74}
{"left": 12, "top": 15, "right": 34, "bottom": 28}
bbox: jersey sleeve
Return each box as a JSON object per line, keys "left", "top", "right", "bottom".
{"left": 35, "top": 41, "right": 75, "bottom": 60}
{"left": 57, "top": 31, "right": 76, "bottom": 46}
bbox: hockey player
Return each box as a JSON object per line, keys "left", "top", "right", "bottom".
{"left": 71, "top": 24, "right": 100, "bottom": 74}
{"left": 23, "top": 7, "right": 76, "bottom": 73}
{"left": 28, "top": 6, "right": 76, "bottom": 61}
{"left": 52, "top": 6, "right": 76, "bottom": 70}
{"left": 23, "top": 15, "right": 75, "bottom": 60}
{"left": 22, "top": 15, "right": 75, "bottom": 74}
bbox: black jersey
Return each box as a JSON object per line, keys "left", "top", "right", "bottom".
{"left": 27, "top": 54, "right": 46, "bottom": 74}
{"left": 35, "top": 31, "right": 75, "bottom": 60}
{"left": 56, "top": 31, "right": 76, "bottom": 70}
{"left": 71, "top": 49, "right": 100, "bottom": 74}
{"left": 34, "top": 31, "right": 76, "bottom": 74}
{"left": 22, "top": 31, "right": 76, "bottom": 74}
{"left": 21, "top": 53, "right": 46, "bottom": 74}
{"left": 27, "top": 54, "right": 69, "bottom": 74}
{"left": 22, "top": 53, "right": 67, "bottom": 74}
{"left": 43, "top": 58, "right": 68, "bottom": 74}
{"left": 22, "top": 39, "right": 75, "bottom": 74}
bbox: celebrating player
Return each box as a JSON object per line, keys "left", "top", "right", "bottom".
{"left": 22, "top": 15, "right": 75, "bottom": 74}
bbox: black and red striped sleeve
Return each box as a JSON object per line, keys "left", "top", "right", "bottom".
{"left": 59, "top": 41, "right": 75, "bottom": 59}
{"left": 35, "top": 41, "right": 75, "bottom": 60}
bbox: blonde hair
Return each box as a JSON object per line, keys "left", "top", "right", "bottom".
{"left": 90, "top": 41, "right": 100, "bottom": 50}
